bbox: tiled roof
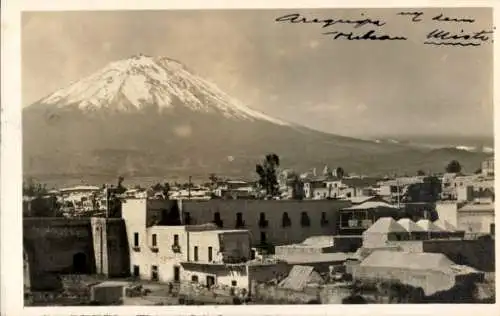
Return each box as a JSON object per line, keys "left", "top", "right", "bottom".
{"left": 363, "top": 217, "right": 407, "bottom": 234}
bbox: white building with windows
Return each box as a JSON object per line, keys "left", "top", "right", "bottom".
{"left": 121, "top": 198, "right": 289, "bottom": 291}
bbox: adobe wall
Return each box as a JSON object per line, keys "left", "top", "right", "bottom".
{"left": 24, "top": 218, "right": 96, "bottom": 275}
{"left": 24, "top": 217, "right": 130, "bottom": 288}
{"left": 422, "top": 239, "right": 495, "bottom": 272}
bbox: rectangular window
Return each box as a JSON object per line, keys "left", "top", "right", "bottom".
{"left": 133, "top": 233, "right": 139, "bottom": 247}
{"left": 231, "top": 280, "right": 237, "bottom": 286}
{"left": 208, "top": 246, "right": 213, "bottom": 262}
{"left": 173, "top": 234, "right": 179, "bottom": 246}
{"left": 194, "top": 246, "right": 199, "bottom": 261}
{"left": 133, "top": 265, "right": 139, "bottom": 277}
{"left": 152, "top": 234, "right": 157, "bottom": 247}
{"left": 321, "top": 212, "right": 329, "bottom": 226}
{"left": 236, "top": 212, "right": 244, "bottom": 228}
{"left": 191, "top": 275, "right": 199, "bottom": 283}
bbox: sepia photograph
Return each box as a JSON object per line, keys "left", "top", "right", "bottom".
{"left": 8, "top": 3, "right": 497, "bottom": 311}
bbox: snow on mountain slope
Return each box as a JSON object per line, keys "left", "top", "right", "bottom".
{"left": 39, "top": 54, "right": 289, "bottom": 126}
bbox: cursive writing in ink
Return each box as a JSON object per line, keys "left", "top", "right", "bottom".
{"left": 427, "top": 29, "right": 493, "bottom": 42}
{"left": 323, "top": 30, "right": 407, "bottom": 41}
{"left": 431, "top": 13, "right": 475, "bottom": 23}
{"left": 397, "top": 11, "right": 424, "bottom": 22}
{"left": 275, "top": 13, "right": 386, "bottom": 28}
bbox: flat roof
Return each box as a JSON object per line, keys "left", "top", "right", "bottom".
{"left": 275, "top": 252, "right": 352, "bottom": 264}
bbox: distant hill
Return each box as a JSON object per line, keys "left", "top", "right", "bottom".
{"left": 22, "top": 54, "right": 491, "bottom": 185}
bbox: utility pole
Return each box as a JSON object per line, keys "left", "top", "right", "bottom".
{"left": 396, "top": 180, "right": 401, "bottom": 209}
{"left": 105, "top": 185, "right": 109, "bottom": 218}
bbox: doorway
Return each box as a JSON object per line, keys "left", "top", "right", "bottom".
{"left": 206, "top": 275, "right": 215, "bottom": 288}
{"left": 72, "top": 252, "right": 87, "bottom": 274}
{"left": 173, "top": 266, "right": 180, "bottom": 282}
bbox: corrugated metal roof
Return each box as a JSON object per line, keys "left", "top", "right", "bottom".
{"left": 416, "top": 219, "right": 443, "bottom": 232}
{"left": 397, "top": 218, "right": 425, "bottom": 232}
{"left": 363, "top": 217, "right": 407, "bottom": 234}
{"left": 278, "top": 265, "right": 323, "bottom": 291}
{"left": 360, "top": 250, "right": 454, "bottom": 272}
{"left": 344, "top": 201, "right": 398, "bottom": 210}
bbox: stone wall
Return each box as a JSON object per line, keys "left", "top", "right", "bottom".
{"left": 24, "top": 217, "right": 130, "bottom": 290}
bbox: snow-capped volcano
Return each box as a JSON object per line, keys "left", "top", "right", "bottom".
{"left": 23, "top": 55, "right": 491, "bottom": 182}
{"left": 38, "top": 54, "right": 288, "bottom": 126}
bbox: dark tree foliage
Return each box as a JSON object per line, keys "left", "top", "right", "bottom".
{"left": 23, "top": 178, "right": 48, "bottom": 197}
{"left": 416, "top": 170, "right": 426, "bottom": 176}
{"left": 445, "top": 160, "right": 462, "bottom": 173}
{"left": 255, "top": 153, "right": 280, "bottom": 197}
{"left": 335, "top": 167, "right": 345, "bottom": 179}
{"left": 116, "top": 176, "right": 127, "bottom": 194}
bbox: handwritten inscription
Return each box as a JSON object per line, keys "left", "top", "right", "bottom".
{"left": 275, "top": 11, "right": 493, "bottom": 47}
{"left": 425, "top": 29, "right": 493, "bottom": 46}
{"left": 323, "top": 30, "right": 407, "bottom": 41}
{"left": 398, "top": 12, "right": 475, "bottom": 23}
{"left": 275, "top": 13, "right": 386, "bottom": 28}
{"left": 432, "top": 13, "right": 475, "bottom": 23}
{"left": 275, "top": 13, "right": 406, "bottom": 42}
{"left": 397, "top": 11, "right": 424, "bottom": 22}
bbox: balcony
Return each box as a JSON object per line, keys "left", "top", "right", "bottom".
{"left": 132, "top": 246, "right": 141, "bottom": 252}
{"left": 150, "top": 246, "right": 159, "bottom": 253}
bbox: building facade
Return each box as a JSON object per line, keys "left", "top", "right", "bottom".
{"left": 176, "top": 199, "right": 351, "bottom": 246}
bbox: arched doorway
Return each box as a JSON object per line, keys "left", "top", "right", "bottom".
{"left": 72, "top": 252, "right": 87, "bottom": 274}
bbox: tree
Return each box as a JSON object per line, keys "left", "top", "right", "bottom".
{"left": 208, "top": 173, "right": 218, "bottom": 190}
{"left": 162, "top": 182, "right": 170, "bottom": 199}
{"left": 335, "top": 167, "right": 345, "bottom": 179}
{"left": 256, "top": 153, "right": 280, "bottom": 197}
{"left": 416, "top": 170, "right": 426, "bottom": 176}
{"left": 23, "top": 178, "right": 47, "bottom": 197}
{"left": 445, "top": 160, "right": 462, "bottom": 173}
{"left": 116, "top": 176, "right": 126, "bottom": 194}
{"left": 152, "top": 183, "right": 163, "bottom": 191}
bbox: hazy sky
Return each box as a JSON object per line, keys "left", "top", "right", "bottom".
{"left": 22, "top": 8, "right": 493, "bottom": 138}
